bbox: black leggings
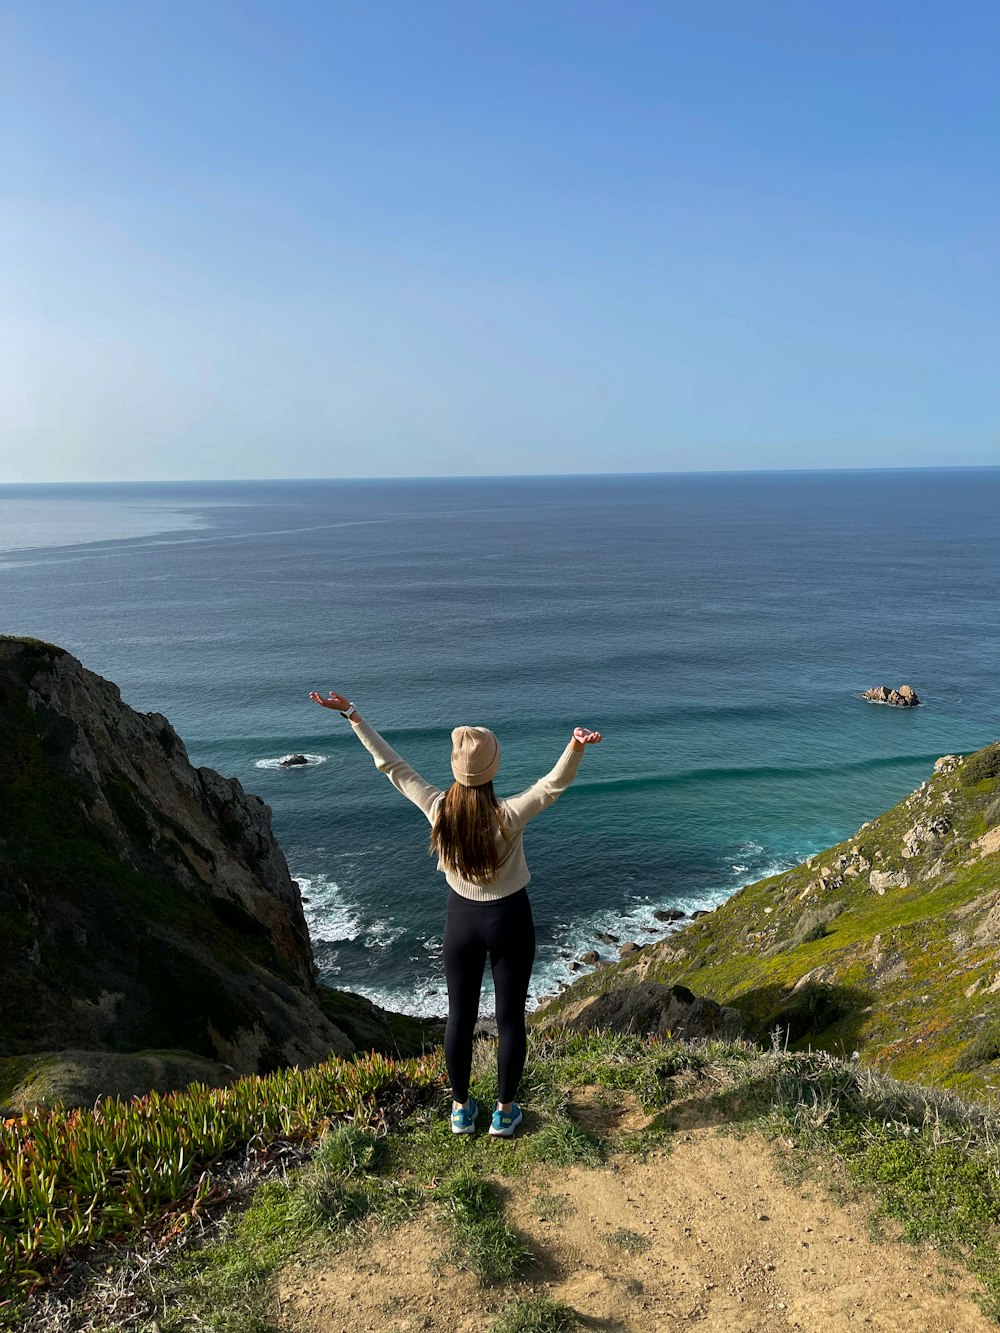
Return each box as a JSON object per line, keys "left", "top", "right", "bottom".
{"left": 442, "top": 887, "right": 536, "bottom": 1105}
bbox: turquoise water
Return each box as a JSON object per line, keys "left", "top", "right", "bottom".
{"left": 2, "top": 471, "right": 998, "bottom": 1013}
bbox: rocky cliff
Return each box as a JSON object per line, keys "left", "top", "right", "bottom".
{"left": 0, "top": 637, "right": 368, "bottom": 1086}
{"left": 538, "top": 739, "right": 1000, "bottom": 1095}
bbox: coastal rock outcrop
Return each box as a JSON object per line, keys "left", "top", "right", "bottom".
{"left": 540, "top": 981, "right": 743, "bottom": 1042}
{"left": 863, "top": 684, "right": 920, "bottom": 707}
{"left": 0, "top": 637, "right": 352, "bottom": 1080}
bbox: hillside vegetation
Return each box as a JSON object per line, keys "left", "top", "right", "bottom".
{"left": 539, "top": 741, "right": 1000, "bottom": 1095}
{"left": 10, "top": 1031, "right": 1000, "bottom": 1332}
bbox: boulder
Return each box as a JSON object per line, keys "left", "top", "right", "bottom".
{"left": 653, "top": 908, "right": 686, "bottom": 922}
{"left": 870, "top": 869, "right": 910, "bottom": 895}
{"left": 618, "top": 941, "right": 642, "bottom": 958}
{"left": 578, "top": 950, "right": 601, "bottom": 965}
{"left": 593, "top": 931, "right": 620, "bottom": 945}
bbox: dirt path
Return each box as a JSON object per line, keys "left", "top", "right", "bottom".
{"left": 274, "top": 1125, "right": 991, "bottom": 1333}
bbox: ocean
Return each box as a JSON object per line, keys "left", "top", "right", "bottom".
{"left": 2, "top": 470, "right": 998, "bottom": 1015}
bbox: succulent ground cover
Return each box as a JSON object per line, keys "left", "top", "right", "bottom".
{"left": 0, "top": 1049, "right": 441, "bottom": 1327}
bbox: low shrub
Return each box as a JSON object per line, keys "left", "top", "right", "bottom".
{"left": 960, "top": 745, "right": 1000, "bottom": 787}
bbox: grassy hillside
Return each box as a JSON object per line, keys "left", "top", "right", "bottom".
{"left": 12, "top": 1031, "right": 1000, "bottom": 1332}
{"left": 538, "top": 741, "right": 1000, "bottom": 1096}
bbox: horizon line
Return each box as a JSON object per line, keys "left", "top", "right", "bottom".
{"left": 2, "top": 463, "right": 1000, "bottom": 487}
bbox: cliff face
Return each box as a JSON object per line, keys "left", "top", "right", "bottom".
{"left": 539, "top": 740, "right": 1000, "bottom": 1096}
{"left": 0, "top": 637, "right": 354, "bottom": 1074}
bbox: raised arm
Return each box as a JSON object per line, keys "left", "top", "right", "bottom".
{"left": 501, "top": 726, "right": 602, "bottom": 832}
{"left": 310, "top": 692, "right": 443, "bottom": 822}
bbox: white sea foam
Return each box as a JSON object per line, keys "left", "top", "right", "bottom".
{"left": 292, "top": 873, "right": 361, "bottom": 944}
{"left": 363, "top": 917, "right": 407, "bottom": 950}
{"left": 527, "top": 841, "right": 802, "bottom": 1008}
{"left": 255, "top": 753, "right": 328, "bottom": 770}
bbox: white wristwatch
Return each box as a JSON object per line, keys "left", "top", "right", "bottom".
{"left": 340, "top": 702, "right": 357, "bottom": 719}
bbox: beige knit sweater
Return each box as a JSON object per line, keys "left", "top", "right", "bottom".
{"left": 350, "top": 717, "right": 584, "bottom": 902}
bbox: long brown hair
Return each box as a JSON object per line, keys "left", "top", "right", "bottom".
{"left": 430, "top": 781, "right": 505, "bottom": 882}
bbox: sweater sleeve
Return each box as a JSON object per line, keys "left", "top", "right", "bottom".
{"left": 500, "top": 742, "right": 584, "bottom": 832}
{"left": 350, "top": 718, "right": 444, "bottom": 823}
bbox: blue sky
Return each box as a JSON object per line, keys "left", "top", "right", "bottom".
{"left": 3, "top": 2, "right": 998, "bottom": 481}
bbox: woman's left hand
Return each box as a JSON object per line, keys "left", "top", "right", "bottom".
{"left": 310, "top": 690, "right": 352, "bottom": 712}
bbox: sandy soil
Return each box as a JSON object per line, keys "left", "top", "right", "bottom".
{"left": 273, "top": 1114, "right": 991, "bottom": 1333}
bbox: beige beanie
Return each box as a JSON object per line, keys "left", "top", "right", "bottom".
{"left": 450, "top": 725, "right": 501, "bottom": 787}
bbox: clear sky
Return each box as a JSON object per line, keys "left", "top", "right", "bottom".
{"left": 3, "top": 2, "right": 998, "bottom": 481}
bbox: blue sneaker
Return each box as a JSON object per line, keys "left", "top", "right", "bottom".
{"left": 451, "top": 1097, "right": 478, "bottom": 1135}
{"left": 489, "top": 1102, "right": 523, "bottom": 1138}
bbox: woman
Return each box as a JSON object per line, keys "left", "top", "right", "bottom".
{"left": 309, "top": 689, "right": 602, "bottom": 1137}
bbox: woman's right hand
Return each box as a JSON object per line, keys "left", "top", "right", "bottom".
{"left": 310, "top": 690, "right": 353, "bottom": 712}
{"left": 573, "top": 727, "right": 602, "bottom": 745}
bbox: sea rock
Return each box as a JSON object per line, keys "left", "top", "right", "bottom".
{"left": 593, "top": 931, "right": 620, "bottom": 945}
{"left": 578, "top": 950, "right": 601, "bottom": 965}
{"left": 279, "top": 753, "right": 309, "bottom": 767}
{"left": 618, "top": 941, "right": 642, "bottom": 958}
{"left": 862, "top": 684, "right": 921, "bottom": 708}
{"left": 541, "top": 981, "right": 743, "bottom": 1042}
{"left": 653, "top": 908, "right": 686, "bottom": 922}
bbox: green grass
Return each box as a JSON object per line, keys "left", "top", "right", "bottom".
{"left": 438, "top": 1171, "right": 533, "bottom": 1285}
{"left": 521, "top": 1117, "right": 604, "bottom": 1167}
{"left": 287, "top": 1125, "right": 422, "bottom": 1237}
{"left": 488, "top": 1296, "right": 581, "bottom": 1333}
{"left": 154, "top": 1180, "right": 306, "bottom": 1333}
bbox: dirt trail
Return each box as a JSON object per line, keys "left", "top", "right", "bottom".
{"left": 274, "top": 1124, "right": 991, "bottom": 1333}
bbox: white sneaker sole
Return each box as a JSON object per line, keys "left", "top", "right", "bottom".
{"left": 488, "top": 1112, "right": 523, "bottom": 1138}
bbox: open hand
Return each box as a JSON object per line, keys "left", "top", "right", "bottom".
{"left": 573, "top": 727, "right": 602, "bottom": 744}
{"left": 310, "top": 690, "right": 351, "bottom": 712}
